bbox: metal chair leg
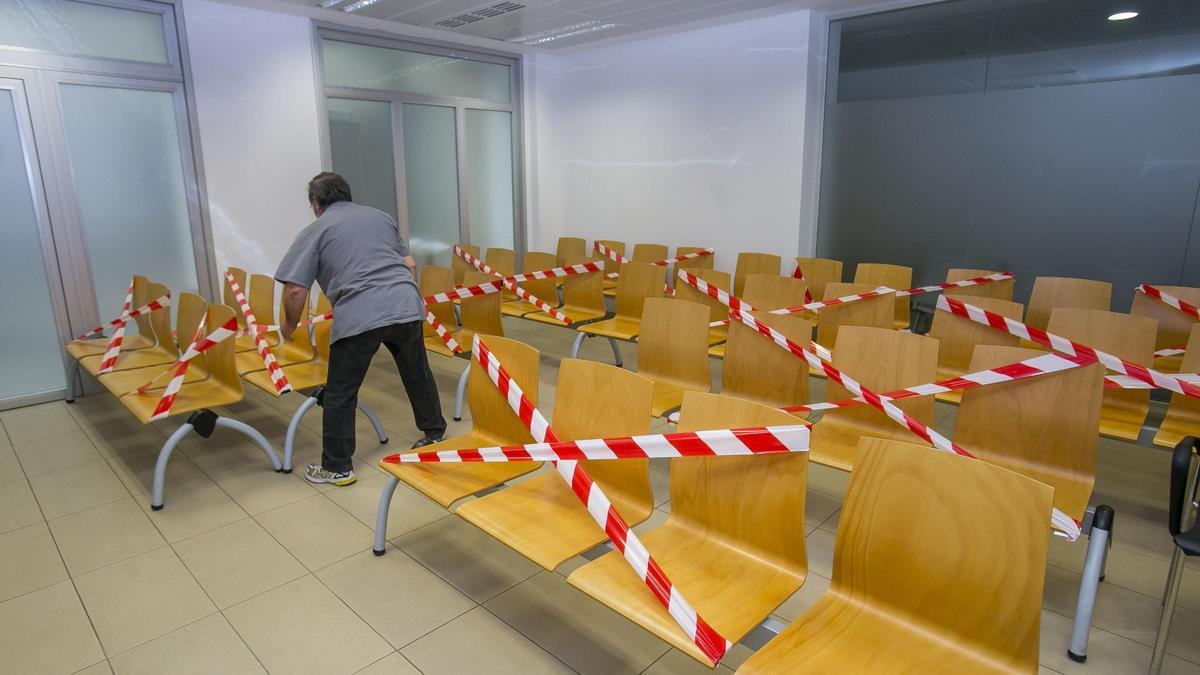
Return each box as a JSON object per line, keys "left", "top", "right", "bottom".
{"left": 356, "top": 401, "right": 389, "bottom": 444}
{"left": 65, "top": 359, "right": 79, "bottom": 403}
{"left": 606, "top": 337, "right": 623, "bottom": 367}
{"left": 284, "top": 395, "right": 320, "bottom": 474}
{"left": 453, "top": 362, "right": 470, "bottom": 421}
{"left": 1150, "top": 547, "right": 1187, "bottom": 673}
{"left": 151, "top": 422, "right": 194, "bottom": 510}
{"left": 215, "top": 416, "right": 282, "bottom": 471}
{"left": 374, "top": 475, "right": 400, "bottom": 556}
{"left": 570, "top": 332, "right": 586, "bottom": 358}
{"left": 1069, "top": 505, "right": 1114, "bottom": 662}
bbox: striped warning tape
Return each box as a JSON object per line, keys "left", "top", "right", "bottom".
{"left": 75, "top": 290, "right": 171, "bottom": 341}
{"left": 96, "top": 283, "right": 134, "bottom": 374}
{"left": 129, "top": 315, "right": 240, "bottom": 421}
{"left": 224, "top": 271, "right": 291, "bottom": 394}
{"left": 237, "top": 310, "right": 334, "bottom": 337}
{"left": 424, "top": 261, "right": 605, "bottom": 306}
{"left": 1138, "top": 284, "right": 1200, "bottom": 320}
{"left": 790, "top": 266, "right": 814, "bottom": 304}
{"left": 592, "top": 242, "right": 712, "bottom": 279}
{"left": 452, "top": 246, "right": 574, "bottom": 324}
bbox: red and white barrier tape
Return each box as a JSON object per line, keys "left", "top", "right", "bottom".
{"left": 75, "top": 291, "right": 171, "bottom": 341}
{"left": 452, "top": 246, "right": 574, "bottom": 324}
{"left": 132, "top": 315, "right": 240, "bottom": 421}
{"left": 896, "top": 272, "right": 1014, "bottom": 298}
{"left": 728, "top": 307, "right": 1081, "bottom": 540}
{"left": 593, "top": 242, "right": 712, "bottom": 281}
{"left": 96, "top": 283, "right": 134, "bottom": 374}
{"left": 238, "top": 310, "right": 335, "bottom": 337}
{"left": 1138, "top": 284, "right": 1200, "bottom": 320}
{"left": 423, "top": 260, "right": 605, "bottom": 306}
{"left": 936, "top": 296, "right": 1200, "bottom": 400}
{"left": 425, "top": 310, "right": 464, "bottom": 354}
{"left": 1156, "top": 346, "right": 1187, "bottom": 358}
{"left": 224, "top": 271, "right": 291, "bottom": 394}
{"left": 790, "top": 266, "right": 814, "bottom": 304}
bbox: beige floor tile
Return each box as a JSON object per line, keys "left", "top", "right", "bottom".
{"left": 356, "top": 652, "right": 421, "bottom": 674}
{"left": 108, "top": 613, "right": 265, "bottom": 675}
{"left": 0, "top": 580, "right": 104, "bottom": 673}
{"left": 325, "top": 473, "right": 450, "bottom": 540}
{"left": 29, "top": 459, "right": 130, "bottom": 520}
{"left": 205, "top": 463, "right": 315, "bottom": 515}
{"left": 104, "top": 446, "right": 205, "bottom": 496}
{"left": 172, "top": 518, "right": 306, "bottom": 609}
{"left": 1, "top": 403, "right": 81, "bottom": 444}
{"left": 401, "top": 606, "right": 571, "bottom": 674}
{"left": 772, "top": 571, "right": 832, "bottom": 622}
{"left": 0, "top": 522, "right": 68, "bottom": 602}
{"left": 13, "top": 430, "right": 102, "bottom": 477}
{"left": 138, "top": 475, "right": 247, "bottom": 542}
{"left": 0, "top": 478, "right": 44, "bottom": 534}
{"left": 805, "top": 462, "right": 850, "bottom": 498}
{"left": 0, "top": 445, "right": 20, "bottom": 482}
{"left": 224, "top": 575, "right": 392, "bottom": 675}
{"left": 75, "top": 660, "right": 114, "bottom": 674}
{"left": 178, "top": 429, "right": 295, "bottom": 475}
{"left": 392, "top": 516, "right": 540, "bottom": 603}
{"left": 804, "top": 488, "right": 842, "bottom": 529}
{"left": 1038, "top": 609, "right": 1200, "bottom": 674}
{"left": 48, "top": 498, "right": 165, "bottom": 576}
{"left": 643, "top": 648, "right": 736, "bottom": 675}
{"left": 86, "top": 426, "right": 169, "bottom": 460}
{"left": 485, "top": 570, "right": 671, "bottom": 673}
{"left": 649, "top": 468, "right": 670, "bottom": 507}
{"left": 1096, "top": 461, "right": 1169, "bottom": 500}
{"left": 315, "top": 547, "right": 475, "bottom": 648}
{"left": 74, "top": 547, "right": 216, "bottom": 656}
{"left": 803, "top": 527, "right": 836, "bottom": 579}
{"left": 254, "top": 494, "right": 373, "bottom": 570}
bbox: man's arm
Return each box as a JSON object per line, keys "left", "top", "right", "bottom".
{"left": 280, "top": 283, "right": 310, "bottom": 339}
{"left": 403, "top": 255, "right": 416, "bottom": 271}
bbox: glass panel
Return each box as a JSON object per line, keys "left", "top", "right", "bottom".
{"left": 464, "top": 108, "right": 515, "bottom": 253}
{"left": 0, "top": 87, "right": 66, "bottom": 400}
{"left": 0, "top": 0, "right": 170, "bottom": 64}
{"left": 323, "top": 39, "right": 511, "bottom": 102}
{"left": 58, "top": 83, "right": 198, "bottom": 323}
{"left": 327, "top": 98, "right": 397, "bottom": 222}
{"left": 401, "top": 103, "right": 460, "bottom": 266}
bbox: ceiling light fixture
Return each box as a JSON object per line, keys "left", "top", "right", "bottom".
{"left": 319, "top": 0, "right": 344, "bottom": 8}
{"left": 1107, "top": 10, "right": 1139, "bottom": 21}
{"left": 342, "top": 0, "right": 378, "bottom": 12}
{"left": 508, "top": 20, "right": 620, "bottom": 46}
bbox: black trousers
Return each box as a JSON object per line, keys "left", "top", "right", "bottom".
{"left": 322, "top": 321, "right": 446, "bottom": 472}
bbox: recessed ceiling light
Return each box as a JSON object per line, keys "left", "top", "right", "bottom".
{"left": 342, "top": 0, "right": 378, "bottom": 12}
{"left": 1107, "top": 11, "right": 1139, "bottom": 21}
{"left": 508, "top": 20, "right": 620, "bottom": 46}
{"left": 319, "top": 0, "right": 344, "bottom": 8}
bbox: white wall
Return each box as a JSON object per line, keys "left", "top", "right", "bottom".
{"left": 183, "top": 0, "right": 324, "bottom": 278}
{"left": 526, "top": 10, "right": 816, "bottom": 274}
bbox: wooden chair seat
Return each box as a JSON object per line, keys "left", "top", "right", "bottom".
{"left": 80, "top": 345, "right": 176, "bottom": 375}
{"left": 499, "top": 301, "right": 539, "bottom": 318}
{"left": 97, "top": 360, "right": 207, "bottom": 395}
{"left": 67, "top": 334, "right": 155, "bottom": 359}
{"left": 738, "top": 437, "right": 1052, "bottom": 674}
{"left": 117, "top": 378, "right": 242, "bottom": 424}
{"left": 498, "top": 251, "right": 559, "bottom": 320}
{"left": 706, "top": 342, "right": 726, "bottom": 359}
{"left": 1154, "top": 323, "right": 1200, "bottom": 448}
{"left": 928, "top": 296, "right": 1023, "bottom": 404}
{"left": 523, "top": 307, "right": 606, "bottom": 327}
{"left": 243, "top": 360, "right": 326, "bottom": 394}
{"left": 234, "top": 341, "right": 313, "bottom": 375}
{"left": 578, "top": 262, "right": 664, "bottom": 342}
{"left": 524, "top": 254, "right": 607, "bottom": 328}
{"left": 424, "top": 332, "right": 466, "bottom": 358}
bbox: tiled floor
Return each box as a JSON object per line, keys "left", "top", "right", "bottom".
{"left": 4, "top": 316, "right": 1200, "bottom": 674}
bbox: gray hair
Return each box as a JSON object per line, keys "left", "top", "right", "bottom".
{"left": 307, "top": 172, "right": 353, "bottom": 209}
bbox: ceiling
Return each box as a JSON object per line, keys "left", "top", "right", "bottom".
{"left": 285, "top": 0, "right": 878, "bottom": 50}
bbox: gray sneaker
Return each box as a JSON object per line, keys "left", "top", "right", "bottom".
{"left": 304, "top": 464, "right": 357, "bottom": 486}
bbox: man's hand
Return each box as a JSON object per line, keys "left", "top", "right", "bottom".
{"left": 280, "top": 282, "right": 310, "bottom": 341}
{"left": 280, "top": 317, "right": 298, "bottom": 341}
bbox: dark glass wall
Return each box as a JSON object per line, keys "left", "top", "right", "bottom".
{"left": 816, "top": 0, "right": 1200, "bottom": 311}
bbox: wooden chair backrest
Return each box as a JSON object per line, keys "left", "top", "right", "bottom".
{"left": 742, "top": 275, "right": 809, "bottom": 311}
{"left": 614, "top": 262, "right": 665, "bottom": 321}
{"left": 631, "top": 243, "right": 668, "bottom": 264}
{"left": 944, "top": 268, "right": 1014, "bottom": 301}
{"left": 461, "top": 271, "right": 505, "bottom": 337}
{"left": 205, "top": 303, "right": 242, "bottom": 393}
{"left": 175, "top": 293, "right": 209, "bottom": 377}
{"left": 674, "top": 392, "right": 809, "bottom": 573}
{"left": 469, "top": 336, "right": 539, "bottom": 442}
{"left": 418, "top": 265, "right": 456, "bottom": 338}
{"left": 223, "top": 267, "right": 248, "bottom": 329}
{"left": 553, "top": 359, "right": 655, "bottom": 515}
{"left": 929, "top": 296, "right": 1023, "bottom": 378}
{"left": 722, "top": 314, "right": 811, "bottom": 409}
{"left": 835, "top": 437, "right": 1052, "bottom": 671}
{"left": 1156, "top": 324, "right": 1200, "bottom": 446}
{"left": 517, "top": 251, "right": 559, "bottom": 306}
{"left": 1047, "top": 307, "right": 1156, "bottom": 433}
{"left": 128, "top": 275, "right": 155, "bottom": 339}
{"left": 637, "top": 298, "right": 710, "bottom": 391}
{"left": 814, "top": 282, "right": 893, "bottom": 350}
{"left": 734, "top": 253, "right": 782, "bottom": 296}
{"left": 1026, "top": 276, "right": 1112, "bottom": 331}
{"left": 1130, "top": 285, "right": 1200, "bottom": 353}
{"left": 451, "top": 244, "right": 481, "bottom": 285}
{"left": 594, "top": 240, "right": 625, "bottom": 277}
{"left": 560, "top": 255, "right": 605, "bottom": 315}
{"left": 674, "top": 246, "right": 715, "bottom": 275}
{"left": 556, "top": 237, "right": 586, "bottom": 266}
{"left": 793, "top": 257, "right": 843, "bottom": 302}
{"left": 313, "top": 291, "right": 333, "bottom": 364}
{"left": 954, "top": 345, "right": 1102, "bottom": 520}
{"left": 484, "top": 247, "right": 516, "bottom": 277}
{"left": 674, "top": 268, "right": 732, "bottom": 323}
{"left": 248, "top": 274, "right": 276, "bottom": 328}
{"left": 814, "top": 326, "right": 938, "bottom": 450}
{"left": 276, "top": 286, "right": 314, "bottom": 361}
{"left": 146, "top": 282, "right": 178, "bottom": 357}
{"left": 854, "top": 263, "right": 912, "bottom": 327}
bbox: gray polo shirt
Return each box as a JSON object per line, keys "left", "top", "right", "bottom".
{"left": 275, "top": 201, "right": 424, "bottom": 343}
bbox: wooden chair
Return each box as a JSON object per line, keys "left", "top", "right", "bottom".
{"left": 636, "top": 298, "right": 711, "bottom": 417}
{"left": 374, "top": 337, "right": 543, "bottom": 551}
{"left": 450, "top": 244, "right": 481, "bottom": 286}
{"left": 1130, "top": 285, "right": 1200, "bottom": 373}
{"left": 604, "top": 244, "right": 668, "bottom": 298}
{"left": 854, "top": 262, "right": 913, "bottom": 331}
{"left": 66, "top": 274, "right": 158, "bottom": 359}
{"left": 674, "top": 268, "right": 733, "bottom": 346}
{"left": 449, "top": 271, "right": 507, "bottom": 420}
{"left": 523, "top": 255, "right": 608, "bottom": 328}
{"left": 73, "top": 280, "right": 177, "bottom": 375}
{"left": 928, "top": 296, "right": 1024, "bottom": 404}
{"left": 235, "top": 283, "right": 315, "bottom": 374}
{"left": 673, "top": 245, "right": 715, "bottom": 280}
{"left": 793, "top": 257, "right": 843, "bottom": 306}
{"left": 500, "top": 251, "right": 559, "bottom": 318}
{"left": 575, "top": 262, "right": 664, "bottom": 347}
{"left": 1047, "top": 307, "right": 1156, "bottom": 441}
{"left": 555, "top": 236, "right": 586, "bottom": 266}
{"left": 1026, "top": 276, "right": 1112, "bottom": 331}
{"left": 595, "top": 239, "right": 625, "bottom": 291}
{"left": 812, "top": 282, "right": 894, "bottom": 355}
{"left": 485, "top": 247, "right": 517, "bottom": 302}
{"left": 944, "top": 268, "right": 1014, "bottom": 301}
{"left": 709, "top": 274, "right": 808, "bottom": 359}
{"left": 809, "top": 326, "right": 938, "bottom": 471}
{"left": 738, "top": 437, "right": 1052, "bottom": 674}
{"left": 953, "top": 345, "right": 1103, "bottom": 524}
{"left": 89, "top": 290, "right": 205, "bottom": 397}
{"left": 570, "top": 392, "right": 809, "bottom": 665}
{"left": 228, "top": 271, "right": 281, "bottom": 353}
{"left": 457, "top": 359, "right": 655, "bottom": 568}
{"left": 722, "top": 313, "right": 812, "bottom": 411}
{"left": 733, "top": 252, "right": 782, "bottom": 296}
{"left": 105, "top": 297, "right": 281, "bottom": 508}
{"left": 420, "top": 265, "right": 463, "bottom": 357}
{"left": 1154, "top": 324, "right": 1200, "bottom": 448}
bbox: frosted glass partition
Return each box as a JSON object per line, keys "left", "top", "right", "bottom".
{"left": 328, "top": 98, "right": 398, "bottom": 222}
{"left": 465, "top": 109, "right": 515, "bottom": 254}
{"left": 0, "top": 0, "right": 169, "bottom": 64}
{"left": 323, "top": 40, "right": 510, "bottom": 102}
{"left": 402, "top": 103, "right": 461, "bottom": 267}
{"left": 0, "top": 88, "right": 66, "bottom": 399}
{"left": 58, "top": 83, "right": 198, "bottom": 323}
